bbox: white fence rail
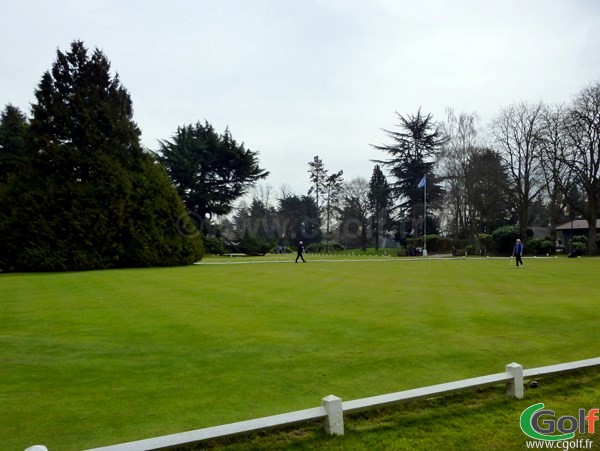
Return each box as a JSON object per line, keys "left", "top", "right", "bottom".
{"left": 28, "top": 356, "right": 600, "bottom": 451}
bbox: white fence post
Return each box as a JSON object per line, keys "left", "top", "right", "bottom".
{"left": 321, "top": 395, "right": 344, "bottom": 435}
{"left": 505, "top": 362, "right": 524, "bottom": 399}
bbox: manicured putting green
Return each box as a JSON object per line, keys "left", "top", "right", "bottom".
{"left": 1, "top": 257, "right": 598, "bottom": 450}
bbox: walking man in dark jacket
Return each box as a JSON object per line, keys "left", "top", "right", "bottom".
{"left": 295, "top": 241, "right": 306, "bottom": 263}
{"left": 513, "top": 239, "right": 524, "bottom": 268}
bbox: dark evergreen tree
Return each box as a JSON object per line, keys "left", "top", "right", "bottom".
{"left": 231, "top": 201, "right": 273, "bottom": 256}
{"left": 0, "top": 41, "right": 203, "bottom": 271}
{"left": 307, "top": 155, "right": 327, "bottom": 210}
{"left": 277, "top": 194, "right": 321, "bottom": 246}
{"left": 299, "top": 195, "right": 322, "bottom": 244}
{"left": 306, "top": 155, "right": 343, "bottom": 246}
{"left": 157, "top": 121, "right": 269, "bottom": 221}
{"left": 465, "top": 149, "right": 512, "bottom": 234}
{"left": 368, "top": 165, "right": 392, "bottom": 249}
{"left": 277, "top": 194, "right": 305, "bottom": 247}
{"left": 372, "top": 109, "right": 446, "bottom": 237}
{"left": 232, "top": 197, "right": 278, "bottom": 244}
{"left": 323, "top": 170, "right": 344, "bottom": 243}
{"left": 0, "top": 105, "right": 32, "bottom": 182}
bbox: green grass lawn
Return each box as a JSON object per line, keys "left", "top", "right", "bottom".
{"left": 1, "top": 256, "right": 598, "bottom": 450}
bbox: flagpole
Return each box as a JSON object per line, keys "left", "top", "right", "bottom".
{"left": 423, "top": 179, "right": 427, "bottom": 257}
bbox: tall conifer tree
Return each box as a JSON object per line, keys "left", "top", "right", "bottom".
{"left": 368, "top": 165, "right": 392, "bottom": 249}
{"left": 0, "top": 41, "right": 202, "bottom": 271}
{"left": 158, "top": 122, "right": 269, "bottom": 221}
{"left": 372, "top": 109, "right": 446, "bottom": 237}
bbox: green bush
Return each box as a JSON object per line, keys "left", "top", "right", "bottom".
{"left": 410, "top": 235, "right": 440, "bottom": 252}
{"left": 568, "top": 235, "right": 587, "bottom": 254}
{"left": 203, "top": 236, "right": 226, "bottom": 255}
{"left": 465, "top": 244, "right": 477, "bottom": 255}
{"left": 491, "top": 225, "right": 520, "bottom": 255}
{"left": 238, "top": 231, "right": 272, "bottom": 256}
{"left": 425, "top": 234, "right": 439, "bottom": 252}
{"left": 540, "top": 240, "right": 555, "bottom": 255}
{"left": 446, "top": 239, "right": 470, "bottom": 255}
{"left": 437, "top": 237, "right": 454, "bottom": 252}
{"left": 527, "top": 237, "right": 555, "bottom": 256}
{"left": 306, "top": 243, "right": 322, "bottom": 252}
{"left": 479, "top": 234, "right": 494, "bottom": 253}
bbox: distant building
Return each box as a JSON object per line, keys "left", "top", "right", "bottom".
{"left": 530, "top": 226, "right": 550, "bottom": 238}
{"left": 555, "top": 219, "right": 600, "bottom": 248}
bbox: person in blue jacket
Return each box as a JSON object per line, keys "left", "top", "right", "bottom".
{"left": 513, "top": 239, "right": 524, "bottom": 268}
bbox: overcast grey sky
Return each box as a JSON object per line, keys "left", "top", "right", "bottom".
{"left": 1, "top": 0, "right": 599, "bottom": 196}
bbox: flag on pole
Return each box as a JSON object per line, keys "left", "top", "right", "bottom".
{"left": 418, "top": 176, "right": 426, "bottom": 189}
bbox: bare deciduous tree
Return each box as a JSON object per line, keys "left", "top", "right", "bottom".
{"left": 539, "top": 104, "right": 572, "bottom": 245}
{"left": 438, "top": 108, "right": 480, "bottom": 239}
{"left": 560, "top": 83, "right": 600, "bottom": 254}
{"left": 491, "top": 101, "right": 546, "bottom": 241}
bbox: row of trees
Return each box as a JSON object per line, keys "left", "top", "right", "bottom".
{"left": 2, "top": 40, "right": 598, "bottom": 269}
{"left": 224, "top": 163, "right": 392, "bottom": 254}
{"left": 216, "top": 82, "right": 599, "bottom": 256}
{"left": 373, "top": 89, "right": 600, "bottom": 256}
{"left": 440, "top": 88, "right": 600, "bottom": 255}
{"left": 0, "top": 41, "right": 269, "bottom": 271}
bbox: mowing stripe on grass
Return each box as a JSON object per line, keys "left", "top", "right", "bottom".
{"left": 1, "top": 257, "right": 598, "bottom": 450}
